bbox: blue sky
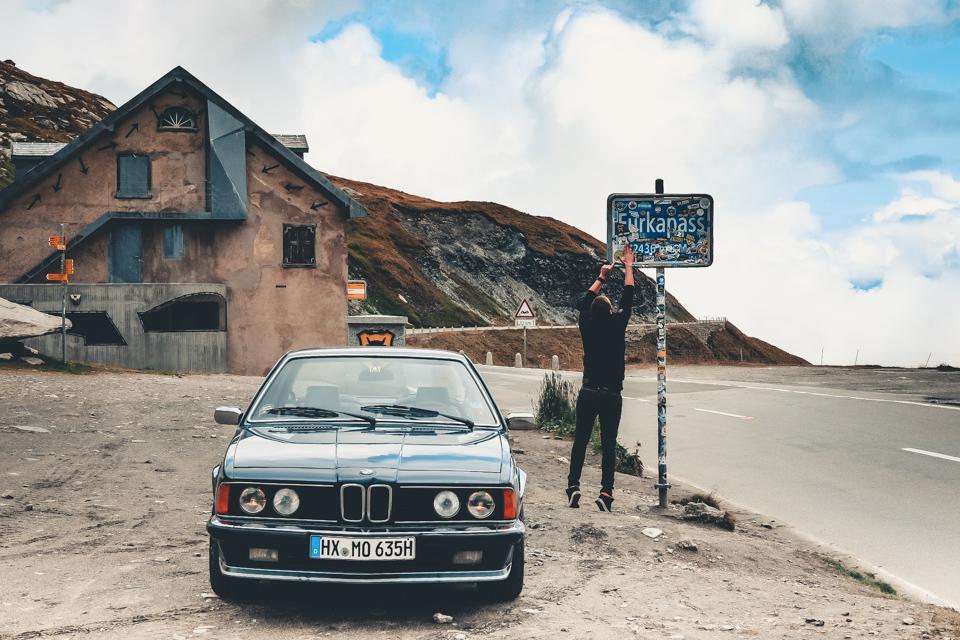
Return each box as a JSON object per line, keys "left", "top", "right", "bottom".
{"left": 6, "top": 0, "right": 960, "bottom": 365}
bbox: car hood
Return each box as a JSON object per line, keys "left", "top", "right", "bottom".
{"left": 227, "top": 427, "right": 506, "bottom": 483}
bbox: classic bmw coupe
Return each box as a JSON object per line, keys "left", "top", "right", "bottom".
{"left": 207, "top": 347, "right": 526, "bottom": 600}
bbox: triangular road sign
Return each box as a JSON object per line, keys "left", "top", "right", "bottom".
{"left": 515, "top": 299, "right": 535, "bottom": 318}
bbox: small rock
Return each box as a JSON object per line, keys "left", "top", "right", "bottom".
{"left": 433, "top": 613, "right": 453, "bottom": 624}
{"left": 557, "top": 456, "right": 569, "bottom": 463}
{"left": 805, "top": 619, "right": 825, "bottom": 627}
{"left": 1, "top": 492, "right": 12, "bottom": 499}
{"left": 20, "top": 357, "right": 44, "bottom": 366}
{"left": 902, "top": 617, "right": 916, "bottom": 625}
{"left": 24, "top": 504, "right": 34, "bottom": 511}
{"left": 642, "top": 528, "right": 663, "bottom": 539}
{"left": 676, "top": 538, "right": 698, "bottom": 551}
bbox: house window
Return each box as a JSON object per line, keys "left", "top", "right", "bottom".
{"left": 139, "top": 294, "right": 226, "bottom": 332}
{"left": 164, "top": 225, "right": 183, "bottom": 259}
{"left": 47, "top": 311, "right": 127, "bottom": 345}
{"left": 116, "top": 155, "right": 151, "bottom": 198}
{"left": 157, "top": 105, "right": 197, "bottom": 131}
{"left": 283, "top": 224, "right": 316, "bottom": 267}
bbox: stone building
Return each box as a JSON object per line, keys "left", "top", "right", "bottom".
{"left": 0, "top": 66, "right": 366, "bottom": 375}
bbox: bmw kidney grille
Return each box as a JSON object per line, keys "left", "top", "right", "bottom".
{"left": 340, "top": 483, "right": 392, "bottom": 523}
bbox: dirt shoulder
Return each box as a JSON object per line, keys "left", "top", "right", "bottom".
{"left": 1, "top": 369, "right": 958, "bottom": 639}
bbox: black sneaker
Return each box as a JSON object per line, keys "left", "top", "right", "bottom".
{"left": 595, "top": 492, "right": 614, "bottom": 512}
{"left": 565, "top": 486, "right": 581, "bottom": 508}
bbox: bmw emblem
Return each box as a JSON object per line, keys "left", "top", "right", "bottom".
{"left": 359, "top": 469, "right": 376, "bottom": 477}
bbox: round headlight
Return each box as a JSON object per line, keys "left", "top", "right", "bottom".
{"left": 273, "top": 488, "right": 300, "bottom": 516}
{"left": 467, "top": 490, "right": 495, "bottom": 519}
{"left": 239, "top": 487, "right": 266, "bottom": 514}
{"left": 433, "top": 490, "right": 460, "bottom": 518}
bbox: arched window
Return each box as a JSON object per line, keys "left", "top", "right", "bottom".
{"left": 139, "top": 293, "right": 226, "bottom": 332}
{"left": 157, "top": 105, "right": 197, "bottom": 132}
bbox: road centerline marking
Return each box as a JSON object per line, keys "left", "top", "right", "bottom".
{"left": 902, "top": 448, "right": 960, "bottom": 463}
{"left": 694, "top": 408, "right": 754, "bottom": 420}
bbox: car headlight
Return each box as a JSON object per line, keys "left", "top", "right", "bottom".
{"left": 273, "top": 488, "right": 300, "bottom": 516}
{"left": 433, "top": 490, "right": 460, "bottom": 518}
{"left": 467, "top": 490, "right": 495, "bottom": 518}
{"left": 239, "top": 487, "right": 267, "bottom": 514}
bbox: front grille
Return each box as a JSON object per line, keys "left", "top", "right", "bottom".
{"left": 341, "top": 483, "right": 392, "bottom": 523}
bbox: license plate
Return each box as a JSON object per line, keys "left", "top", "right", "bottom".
{"left": 309, "top": 536, "right": 415, "bottom": 560}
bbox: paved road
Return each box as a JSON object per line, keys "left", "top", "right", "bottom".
{"left": 477, "top": 364, "right": 960, "bottom": 610}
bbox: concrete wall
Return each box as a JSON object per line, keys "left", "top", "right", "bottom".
{"left": 0, "top": 283, "right": 227, "bottom": 372}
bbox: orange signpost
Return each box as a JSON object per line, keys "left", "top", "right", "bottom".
{"left": 64, "top": 259, "right": 74, "bottom": 274}
{"left": 347, "top": 280, "right": 366, "bottom": 300}
{"left": 46, "top": 273, "right": 69, "bottom": 281}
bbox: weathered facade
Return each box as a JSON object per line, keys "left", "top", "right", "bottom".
{"left": 0, "top": 67, "right": 366, "bottom": 375}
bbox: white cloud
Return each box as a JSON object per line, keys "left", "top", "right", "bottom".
{"left": 4, "top": 0, "right": 960, "bottom": 366}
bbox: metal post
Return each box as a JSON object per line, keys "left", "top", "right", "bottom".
{"left": 60, "top": 224, "right": 66, "bottom": 365}
{"left": 654, "top": 179, "right": 671, "bottom": 508}
{"left": 522, "top": 327, "right": 527, "bottom": 367}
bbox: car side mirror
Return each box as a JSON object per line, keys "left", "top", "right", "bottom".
{"left": 506, "top": 412, "right": 535, "bottom": 431}
{"left": 214, "top": 406, "right": 243, "bottom": 425}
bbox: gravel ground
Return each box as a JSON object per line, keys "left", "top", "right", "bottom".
{"left": 1, "top": 366, "right": 958, "bottom": 639}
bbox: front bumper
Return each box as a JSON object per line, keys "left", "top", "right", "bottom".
{"left": 207, "top": 516, "right": 524, "bottom": 584}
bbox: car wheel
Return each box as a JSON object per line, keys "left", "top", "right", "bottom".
{"left": 208, "top": 540, "right": 251, "bottom": 600}
{"left": 477, "top": 537, "right": 524, "bottom": 601}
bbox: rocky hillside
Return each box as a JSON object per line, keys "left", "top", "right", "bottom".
{"left": 0, "top": 59, "right": 116, "bottom": 189}
{"left": 331, "top": 175, "right": 696, "bottom": 327}
{"left": 0, "top": 61, "right": 808, "bottom": 366}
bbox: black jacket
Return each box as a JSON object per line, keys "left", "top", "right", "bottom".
{"left": 577, "top": 285, "right": 634, "bottom": 392}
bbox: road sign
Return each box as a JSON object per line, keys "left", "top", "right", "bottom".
{"left": 514, "top": 299, "right": 535, "bottom": 319}
{"left": 46, "top": 273, "right": 68, "bottom": 281}
{"left": 607, "top": 193, "right": 713, "bottom": 268}
{"left": 48, "top": 235, "right": 62, "bottom": 247}
{"left": 515, "top": 318, "right": 536, "bottom": 328}
{"left": 347, "top": 280, "right": 366, "bottom": 300}
{"left": 64, "top": 260, "right": 74, "bottom": 275}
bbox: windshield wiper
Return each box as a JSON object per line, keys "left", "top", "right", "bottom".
{"left": 263, "top": 406, "right": 377, "bottom": 426}
{"left": 360, "top": 404, "right": 474, "bottom": 429}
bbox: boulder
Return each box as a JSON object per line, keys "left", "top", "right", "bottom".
{"left": 0, "top": 296, "right": 71, "bottom": 340}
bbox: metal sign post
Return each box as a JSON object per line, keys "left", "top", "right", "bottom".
{"left": 47, "top": 224, "right": 70, "bottom": 364}
{"left": 606, "top": 180, "right": 714, "bottom": 509}
{"left": 514, "top": 299, "right": 536, "bottom": 367}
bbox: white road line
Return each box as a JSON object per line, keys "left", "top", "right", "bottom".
{"left": 624, "top": 396, "right": 650, "bottom": 403}
{"left": 903, "top": 448, "right": 960, "bottom": 463}
{"left": 669, "top": 379, "right": 960, "bottom": 412}
{"left": 694, "top": 408, "right": 753, "bottom": 420}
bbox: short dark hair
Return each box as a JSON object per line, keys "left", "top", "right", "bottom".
{"left": 592, "top": 295, "right": 612, "bottom": 314}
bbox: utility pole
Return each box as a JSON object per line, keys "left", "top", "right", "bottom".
{"left": 653, "top": 179, "right": 671, "bottom": 509}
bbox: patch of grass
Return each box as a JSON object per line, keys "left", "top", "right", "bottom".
{"left": 678, "top": 492, "right": 723, "bottom": 510}
{"left": 533, "top": 373, "right": 643, "bottom": 476}
{"left": 0, "top": 357, "right": 96, "bottom": 375}
{"left": 812, "top": 553, "right": 898, "bottom": 596}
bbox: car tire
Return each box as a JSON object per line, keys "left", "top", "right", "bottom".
{"left": 478, "top": 537, "right": 524, "bottom": 601}
{"left": 208, "top": 540, "right": 251, "bottom": 600}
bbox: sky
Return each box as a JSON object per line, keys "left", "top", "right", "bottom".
{"left": 5, "top": 0, "right": 960, "bottom": 366}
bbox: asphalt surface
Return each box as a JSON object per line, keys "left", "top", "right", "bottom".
{"left": 478, "top": 364, "right": 960, "bottom": 610}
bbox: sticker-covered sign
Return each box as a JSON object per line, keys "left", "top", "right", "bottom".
{"left": 606, "top": 193, "right": 713, "bottom": 268}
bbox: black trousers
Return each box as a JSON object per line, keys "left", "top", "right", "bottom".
{"left": 567, "top": 387, "right": 623, "bottom": 495}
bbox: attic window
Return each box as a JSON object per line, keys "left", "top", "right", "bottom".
{"left": 157, "top": 105, "right": 197, "bottom": 131}
{"left": 283, "top": 224, "right": 317, "bottom": 267}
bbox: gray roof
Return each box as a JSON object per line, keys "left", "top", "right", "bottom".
{"left": 272, "top": 135, "right": 309, "bottom": 153}
{"left": 11, "top": 142, "right": 67, "bottom": 158}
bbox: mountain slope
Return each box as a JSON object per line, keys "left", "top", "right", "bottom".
{"left": 330, "top": 174, "right": 696, "bottom": 327}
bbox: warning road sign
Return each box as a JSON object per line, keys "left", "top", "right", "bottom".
{"left": 514, "top": 299, "right": 535, "bottom": 319}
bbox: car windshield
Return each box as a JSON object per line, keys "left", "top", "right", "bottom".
{"left": 247, "top": 354, "right": 501, "bottom": 428}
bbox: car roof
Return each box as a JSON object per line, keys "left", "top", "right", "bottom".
{"left": 279, "top": 346, "right": 472, "bottom": 363}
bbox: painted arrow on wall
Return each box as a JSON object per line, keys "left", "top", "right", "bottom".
{"left": 27, "top": 194, "right": 41, "bottom": 210}
{"left": 310, "top": 201, "right": 329, "bottom": 211}
{"left": 77, "top": 155, "right": 89, "bottom": 175}
{"left": 125, "top": 123, "right": 139, "bottom": 138}
{"left": 52, "top": 173, "right": 63, "bottom": 192}
{"left": 284, "top": 183, "right": 303, "bottom": 192}
{"left": 98, "top": 141, "right": 117, "bottom": 152}
{"left": 262, "top": 164, "right": 280, "bottom": 174}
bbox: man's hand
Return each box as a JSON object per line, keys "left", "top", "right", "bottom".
{"left": 599, "top": 264, "right": 614, "bottom": 280}
{"left": 622, "top": 243, "right": 635, "bottom": 268}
